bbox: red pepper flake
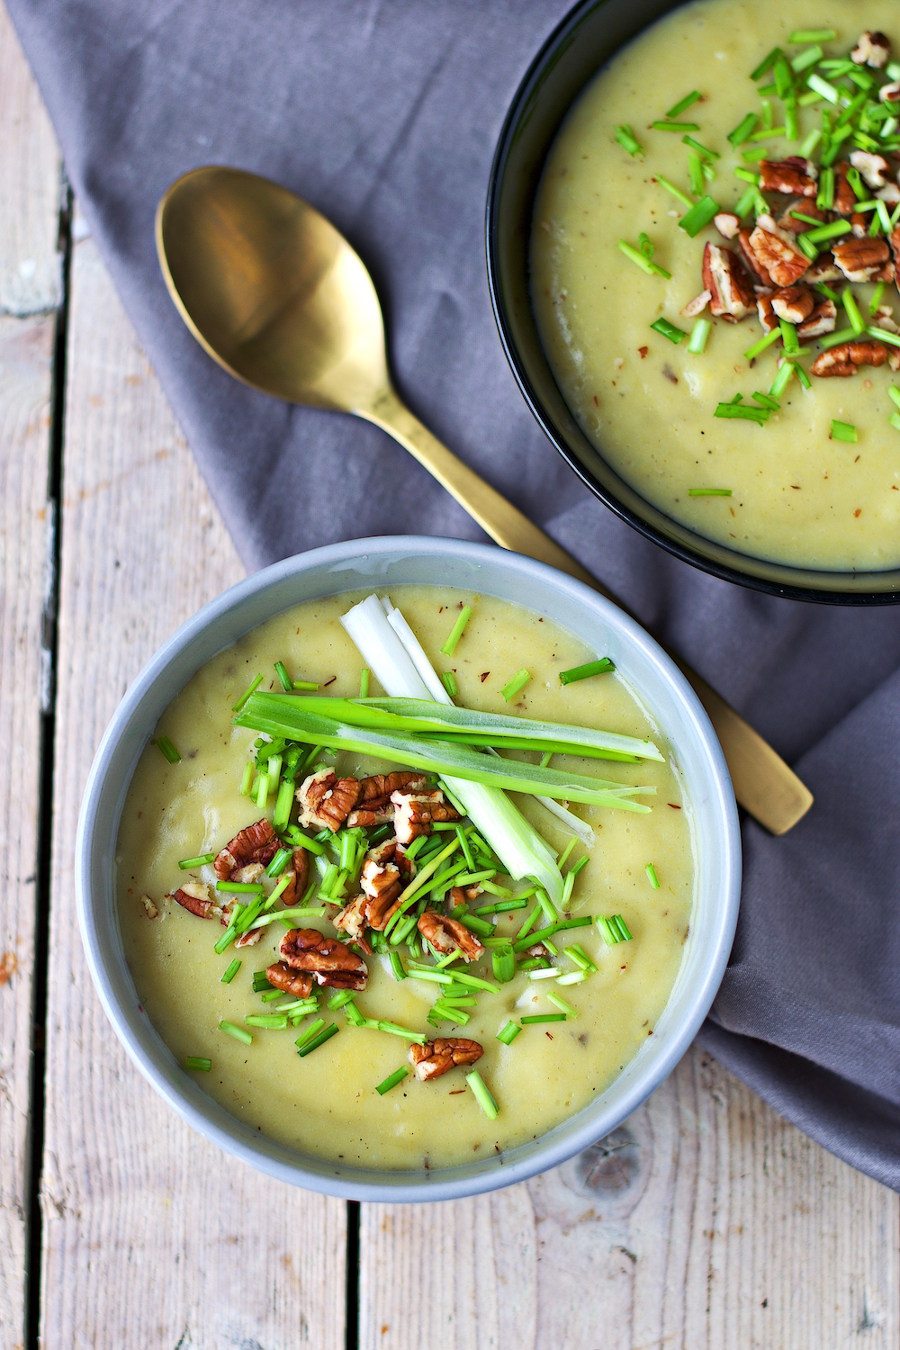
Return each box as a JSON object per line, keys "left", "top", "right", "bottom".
{"left": 638, "top": 346, "right": 649, "bottom": 358}
{"left": 667, "top": 802, "right": 682, "bottom": 810}
{"left": 853, "top": 508, "right": 862, "bottom": 517}
{"left": 322, "top": 675, "right": 337, "bottom": 687}
{"left": 479, "top": 672, "right": 490, "bottom": 682}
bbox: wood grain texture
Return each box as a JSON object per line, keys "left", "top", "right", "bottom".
{"left": 360, "top": 1049, "right": 899, "bottom": 1350}
{"left": 0, "top": 5, "right": 61, "bottom": 315}
{"left": 40, "top": 226, "right": 346, "bottom": 1349}
{"left": 0, "top": 12, "right": 60, "bottom": 1347}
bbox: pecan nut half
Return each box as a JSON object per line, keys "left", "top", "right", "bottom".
{"left": 280, "top": 927, "right": 368, "bottom": 990}
{"left": 409, "top": 1037, "right": 484, "bottom": 1082}
{"left": 392, "top": 789, "right": 460, "bottom": 845}
{"left": 770, "top": 285, "right": 815, "bottom": 324}
{"left": 759, "top": 156, "right": 817, "bottom": 198}
{"left": 798, "top": 299, "right": 837, "bottom": 341}
{"left": 346, "top": 772, "right": 429, "bottom": 828}
{"left": 214, "top": 818, "right": 279, "bottom": 878}
{"left": 359, "top": 838, "right": 415, "bottom": 929}
{"left": 701, "top": 243, "right": 755, "bottom": 320}
{"left": 811, "top": 340, "right": 889, "bottom": 378}
{"left": 296, "top": 769, "right": 360, "bottom": 832}
{"left": 417, "top": 910, "right": 484, "bottom": 962}
{"left": 832, "top": 163, "right": 858, "bottom": 216}
{"left": 852, "top": 31, "right": 891, "bottom": 68}
{"left": 832, "top": 236, "right": 890, "bottom": 283}
{"left": 747, "top": 218, "right": 810, "bottom": 287}
{"left": 170, "top": 882, "right": 223, "bottom": 920}
{"left": 280, "top": 849, "right": 311, "bottom": 908}
{"left": 265, "top": 962, "right": 314, "bottom": 998}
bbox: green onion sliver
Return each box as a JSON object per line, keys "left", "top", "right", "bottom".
{"left": 496, "top": 1020, "right": 521, "bottom": 1046}
{"left": 220, "top": 958, "right": 241, "bottom": 985}
{"left": 232, "top": 674, "right": 263, "bottom": 714}
{"left": 830, "top": 420, "right": 858, "bottom": 444}
{"left": 501, "top": 668, "right": 531, "bottom": 702}
{"left": 615, "top": 124, "right": 643, "bottom": 156}
{"left": 714, "top": 402, "right": 769, "bottom": 424}
{"left": 651, "top": 317, "right": 687, "bottom": 344}
{"left": 666, "top": 89, "right": 703, "bottom": 118}
{"left": 274, "top": 660, "right": 293, "bottom": 692}
{"left": 558, "top": 657, "right": 615, "bottom": 685}
{"left": 218, "top": 1020, "right": 252, "bottom": 1046}
{"left": 376, "top": 1066, "right": 409, "bottom": 1096}
{"left": 687, "top": 318, "right": 712, "bottom": 355}
{"left": 678, "top": 195, "right": 720, "bottom": 237}
{"left": 441, "top": 605, "right": 473, "bottom": 656}
{"left": 618, "top": 240, "right": 671, "bottom": 279}
{"left": 154, "top": 735, "right": 181, "bottom": 764}
{"left": 297, "top": 1023, "right": 339, "bottom": 1057}
{"left": 645, "top": 862, "right": 661, "bottom": 889}
{"left": 521, "top": 1013, "right": 567, "bottom": 1025}
{"left": 441, "top": 670, "right": 458, "bottom": 698}
{"left": 184, "top": 1056, "right": 212, "bottom": 1072}
{"left": 466, "top": 1069, "right": 499, "bottom": 1119}
{"left": 688, "top": 487, "right": 732, "bottom": 497}
{"left": 178, "top": 852, "right": 215, "bottom": 870}
{"left": 597, "top": 914, "right": 633, "bottom": 945}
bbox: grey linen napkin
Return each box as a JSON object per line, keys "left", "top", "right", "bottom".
{"left": 9, "top": 0, "right": 898, "bottom": 1188}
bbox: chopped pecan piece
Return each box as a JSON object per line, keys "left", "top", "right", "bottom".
{"left": 214, "top": 818, "right": 278, "bottom": 878}
{"left": 139, "top": 894, "right": 159, "bottom": 920}
{"left": 392, "top": 788, "right": 459, "bottom": 845}
{"left": 409, "top": 1037, "right": 484, "bottom": 1082}
{"left": 171, "top": 882, "right": 222, "bottom": 920}
{"left": 296, "top": 768, "right": 360, "bottom": 832}
{"left": 852, "top": 31, "right": 891, "bottom": 68}
{"left": 832, "top": 236, "right": 889, "bottom": 282}
{"left": 279, "top": 849, "right": 311, "bottom": 908}
{"left": 333, "top": 894, "right": 370, "bottom": 943}
{"left": 448, "top": 884, "right": 483, "bottom": 906}
{"left": 417, "top": 910, "right": 484, "bottom": 962}
{"left": 890, "top": 226, "right": 900, "bottom": 274}
{"left": 747, "top": 218, "right": 810, "bottom": 287}
{"left": 756, "top": 292, "right": 777, "bottom": 333}
{"left": 701, "top": 243, "right": 754, "bottom": 321}
{"left": 872, "top": 303, "right": 900, "bottom": 334}
{"left": 798, "top": 299, "right": 837, "bottom": 341}
{"left": 265, "top": 961, "right": 314, "bottom": 998}
{"left": 280, "top": 928, "right": 368, "bottom": 990}
{"left": 759, "top": 157, "right": 817, "bottom": 198}
{"left": 879, "top": 82, "right": 900, "bottom": 104}
{"left": 713, "top": 212, "right": 740, "bottom": 240}
{"left": 358, "top": 838, "right": 414, "bottom": 929}
{"left": 805, "top": 257, "right": 843, "bottom": 286}
{"left": 777, "top": 199, "right": 826, "bottom": 234}
{"left": 233, "top": 863, "right": 264, "bottom": 885}
{"left": 811, "top": 340, "right": 889, "bottom": 378}
{"left": 681, "top": 288, "right": 711, "bottom": 317}
{"left": 236, "top": 927, "right": 264, "bottom": 948}
{"left": 832, "top": 163, "right": 858, "bottom": 216}
{"left": 849, "top": 150, "right": 891, "bottom": 189}
{"left": 877, "top": 181, "right": 900, "bottom": 206}
{"left": 771, "top": 285, "right": 815, "bottom": 324}
{"left": 346, "top": 771, "right": 428, "bottom": 827}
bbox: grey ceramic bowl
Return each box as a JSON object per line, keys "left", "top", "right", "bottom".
{"left": 77, "top": 536, "right": 741, "bottom": 1202}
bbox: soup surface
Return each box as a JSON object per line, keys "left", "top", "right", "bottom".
{"left": 532, "top": 0, "right": 900, "bottom": 571}
{"left": 118, "top": 587, "right": 693, "bottom": 1170}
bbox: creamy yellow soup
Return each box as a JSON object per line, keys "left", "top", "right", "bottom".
{"left": 118, "top": 588, "right": 693, "bottom": 1170}
{"left": 532, "top": 0, "right": 900, "bottom": 571}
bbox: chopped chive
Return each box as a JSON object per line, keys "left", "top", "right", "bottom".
{"left": 153, "top": 735, "right": 181, "bottom": 764}
{"left": 645, "top": 862, "right": 661, "bottom": 889}
{"left": 266, "top": 847, "right": 292, "bottom": 878}
{"left": 779, "top": 318, "right": 800, "bottom": 356}
{"left": 220, "top": 958, "right": 242, "bottom": 985}
{"left": 681, "top": 135, "right": 719, "bottom": 160}
{"left": 232, "top": 674, "right": 263, "bottom": 714}
{"left": 889, "top": 386, "right": 900, "bottom": 412}
{"left": 842, "top": 290, "right": 866, "bottom": 336}
{"left": 512, "top": 915, "right": 592, "bottom": 953}
{"left": 650, "top": 317, "right": 687, "bottom": 344}
{"left": 769, "top": 362, "right": 797, "bottom": 399}
{"left": 441, "top": 670, "right": 458, "bottom": 698}
{"left": 804, "top": 219, "right": 852, "bottom": 245}
{"left": 867, "top": 326, "right": 900, "bottom": 350}
{"left": 830, "top": 420, "right": 858, "bottom": 444}
{"left": 744, "top": 327, "right": 782, "bottom": 362}
{"left": 216, "top": 880, "right": 265, "bottom": 895}
{"left": 245, "top": 1013, "right": 289, "bottom": 1029}
{"left": 656, "top": 176, "right": 693, "bottom": 207}
{"left": 239, "top": 761, "right": 255, "bottom": 797}
{"left": 651, "top": 119, "right": 701, "bottom": 133}
{"left": 520, "top": 1013, "right": 567, "bottom": 1025}
{"left": 558, "top": 656, "right": 615, "bottom": 684}
{"left": 213, "top": 923, "right": 239, "bottom": 955}
{"left": 890, "top": 412, "right": 900, "bottom": 432}
{"left": 292, "top": 679, "right": 319, "bottom": 691}
{"left": 618, "top": 240, "right": 672, "bottom": 279}
{"left": 750, "top": 47, "right": 782, "bottom": 82}
{"left": 713, "top": 402, "right": 769, "bottom": 424}
{"left": 687, "top": 318, "right": 712, "bottom": 355}
{"left": 375, "top": 1066, "right": 409, "bottom": 1095}
{"left": 326, "top": 989, "right": 356, "bottom": 1011}
{"left": 597, "top": 914, "right": 633, "bottom": 945}
{"left": 678, "top": 195, "right": 720, "bottom": 238}
{"left": 287, "top": 831, "right": 326, "bottom": 856}
{"left": 788, "top": 28, "right": 835, "bottom": 43}
{"left": 728, "top": 112, "right": 759, "bottom": 146}
{"left": 501, "top": 668, "right": 531, "bottom": 701}
{"left": 274, "top": 660, "right": 293, "bottom": 692}
{"left": 441, "top": 605, "right": 473, "bottom": 656}
{"left": 688, "top": 487, "right": 732, "bottom": 497}
{"left": 820, "top": 326, "right": 862, "bottom": 350}
{"left": 666, "top": 90, "right": 703, "bottom": 118}
{"left": 565, "top": 944, "right": 597, "bottom": 974}
{"left": 492, "top": 944, "right": 517, "bottom": 984}
{"left": 465, "top": 1069, "right": 499, "bottom": 1119}
{"left": 547, "top": 993, "right": 577, "bottom": 1017}
{"left": 806, "top": 73, "right": 840, "bottom": 105}
{"left": 218, "top": 1019, "right": 252, "bottom": 1045}
{"left": 753, "top": 391, "right": 781, "bottom": 410}
{"left": 297, "top": 1023, "right": 339, "bottom": 1057}
{"left": 790, "top": 44, "right": 823, "bottom": 74}
{"left": 615, "top": 124, "right": 643, "bottom": 156}
{"left": 358, "top": 667, "right": 370, "bottom": 698}
{"left": 178, "top": 852, "right": 215, "bottom": 870}
{"left": 184, "top": 1056, "right": 212, "bottom": 1072}
{"left": 496, "top": 1020, "right": 521, "bottom": 1046}
{"left": 528, "top": 966, "right": 560, "bottom": 981}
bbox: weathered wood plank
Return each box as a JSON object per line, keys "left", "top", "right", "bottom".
{"left": 360, "top": 1048, "right": 899, "bottom": 1350}
{"left": 0, "top": 10, "right": 61, "bottom": 1347}
{"left": 41, "top": 224, "right": 346, "bottom": 1348}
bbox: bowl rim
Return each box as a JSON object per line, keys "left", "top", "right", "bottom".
{"left": 76, "top": 534, "right": 741, "bottom": 1201}
{"left": 485, "top": 0, "right": 900, "bottom": 607}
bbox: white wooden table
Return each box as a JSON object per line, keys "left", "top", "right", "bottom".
{"left": 2, "top": 13, "right": 897, "bottom": 1348}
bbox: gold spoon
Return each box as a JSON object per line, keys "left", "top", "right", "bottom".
{"left": 156, "top": 165, "right": 812, "bottom": 834}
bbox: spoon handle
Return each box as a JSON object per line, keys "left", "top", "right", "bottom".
{"left": 366, "top": 388, "right": 813, "bottom": 836}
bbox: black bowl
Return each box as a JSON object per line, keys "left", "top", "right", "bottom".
{"left": 486, "top": 0, "right": 900, "bottom": 605}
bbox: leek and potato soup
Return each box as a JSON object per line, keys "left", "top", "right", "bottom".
{"left": 531, "top": 0, "right": 900, "bottom": 571}
{"left": 118, "top": 588, "right": 693, "bottom": 1170}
